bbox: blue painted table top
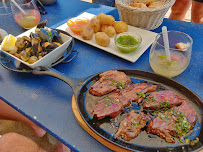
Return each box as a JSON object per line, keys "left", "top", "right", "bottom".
{"left": 0, "top": 0, "right": 203, "bottom": 151}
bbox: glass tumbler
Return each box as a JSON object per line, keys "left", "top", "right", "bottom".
{"left": 149, "top": 31, "right": 193, "bottom": 78}
{"left": 10, "top": 0, "right": 41, "bottom": 29}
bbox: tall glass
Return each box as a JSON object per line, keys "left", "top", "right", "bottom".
{"left": 10, "top": 0, "right": 41, "bottom": 29}
{"left": 149, "top": 31, "right": 193, "bottom": 78}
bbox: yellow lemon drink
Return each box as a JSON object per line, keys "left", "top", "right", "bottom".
{"left": 149, "top": 50, "right": 188, "bottom": 78}
{"left": 14, "top": 9, "right": 40, "bottom": 29}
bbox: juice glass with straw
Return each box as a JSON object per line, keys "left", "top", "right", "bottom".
{"left": 10, "top": 0, "right": 41, "bottom": 29}
{"left": 149, "top": 29, "right": 193, "bottom": 78}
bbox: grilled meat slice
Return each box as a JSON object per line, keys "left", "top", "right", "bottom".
{"left": 143, "top": 90, "right": 186, "bottom": 110}
{"left": 172, "top": 101, "right": 197, "bottom": 129}
{"left": 147, "top": 102, "right": 195, "bottom": 143}
{"left": 92, "top": 83, "right": 157, "bottom": 119}
{"left": 120, "top": 83, "right": 157, "bottom": 103}
{"left": 92, "top": 93, "right": 126, "bottom": 119}
{"left": 114, "top": 111, "right": 147, "bottom": 141}
{"left": 90, "top": 70, "right": 131, "bottom": 96}
{"left": 147, "top": 116, "right": 176, "bottom": 143}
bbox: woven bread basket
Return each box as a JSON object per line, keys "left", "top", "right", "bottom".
{"left": 115, "top": 0, "right": 176, "bottom": 30}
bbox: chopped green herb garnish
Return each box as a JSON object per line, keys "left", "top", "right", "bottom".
{"left": 131, "top": 120, "right": 138, "bottom": 126}
{"left": 105, "top": 98, "right": 112, "bottom": 106}
{"left": 100, "top": 86, "right": 103, "bottom": 88}
{"left": 109, "top": 83, "right": 114, "bottom": 86}
{"left": 150, "top": 96, "right": 156, "bottom": 102}
{"left": 180, "top": 139, "right": 184, "bottom": 144}
{"left": 36, "top": 37, "right": 42, "bottom": 41}
{"left": 114, "top": 99, "right": 119, "bottom": 102}
{"left": 171, "top": 109, "right": 191, "bottom": 136}
{"left": 159, "top": 100, "right": 169, "bottom": 108}
{"left": 137, "top": 92, "right": 145, "bottom": 98}
{"left": 154, "top": 104, "right": 158, "bottom": 110}
{"left": 103, "top": 78, "right": 111, "bottom": 81}
{"left": 190, "top": 138, "right": 199, "bottom": 146}
{"left": 116, "top": 81, "right": 125, "bottom": 89}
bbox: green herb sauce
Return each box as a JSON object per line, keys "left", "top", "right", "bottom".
{"left": 116, "top": 35, "right": 138, "bottom": 45}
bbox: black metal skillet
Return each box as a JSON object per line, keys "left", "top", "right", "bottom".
{"left": 31, "top": 67, "right": 203, "bottom": 152}
{"left": 0, "top": 29, "right": 78, "bottom": 73}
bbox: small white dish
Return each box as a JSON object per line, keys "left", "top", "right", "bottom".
{"left": 0, "top": 27, "right": 72, "bottom": 68}
{"left": 58, "top": 12, "right": 157, "bottom": 63}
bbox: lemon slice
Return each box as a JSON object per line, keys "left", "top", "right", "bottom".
{"left": 1, "top": 34, "right": 17, "bottom": 52}
{"left": 25, "top": 15, "right": 36, "bottom": 20}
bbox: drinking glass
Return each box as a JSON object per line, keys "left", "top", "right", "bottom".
{"left": 149, "top": 31, "right": 193, "bottom": 78}
{"left": 10, "top": 0, "right": 41, "bottom": 29}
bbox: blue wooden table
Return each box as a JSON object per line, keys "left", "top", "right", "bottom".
{"left": 0, "top": 0, "right": 203, "bottom": 151}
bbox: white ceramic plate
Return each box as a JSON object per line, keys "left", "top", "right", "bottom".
{"left": 57, "top": 12, "right": 157, "bottom": 63}
{"left": 0, "top": 27, "right": 72, "bottom": 68}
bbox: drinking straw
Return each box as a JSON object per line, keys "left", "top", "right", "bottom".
{"left": 10, "top": 0, "right": 27, "bottom": 14}
{"left": 162, "top": 26, "right": 171, "bottom": 61}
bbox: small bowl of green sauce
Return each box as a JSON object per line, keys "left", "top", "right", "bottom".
{"left": 115, "top": 32, "right": 142, "bottom": 53}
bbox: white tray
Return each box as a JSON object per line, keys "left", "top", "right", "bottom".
{"left": 57, "top": 12, "right": 157, "bottom": 63}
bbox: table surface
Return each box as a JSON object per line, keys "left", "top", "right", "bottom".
{"left": 0, "top": 0, "right": 203, "bottom": 151}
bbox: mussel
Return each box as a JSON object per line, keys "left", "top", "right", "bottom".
{"left": 37, "top": 20, "right": 48, "bottom": 29}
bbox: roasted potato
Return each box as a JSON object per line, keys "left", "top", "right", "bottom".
{"left": 113, "top": 21, "right": 128, "bottom": 33}
{"left": 101, "top": 25, "right": 116, "bottom": 37}
{"left": 81, "top": 26, "right": 94, "bottom": 40}
{"left": 95, "top": 32, "right": 110, "bottom": 47}
{"left": 96, "top": 13, "right": 106, "bottom": 21}
{"left": 90, "top": 18, "right": 101, "bottom": 33}
{"left": 100, "top": 14, "right": 115, "bottom": 26}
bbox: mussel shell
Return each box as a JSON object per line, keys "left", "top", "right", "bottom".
{"left": 20, "top": 51, "right": 30, "bottom": 61}
{"left": 37, "top": 20, "right": 48, "bottom": 29}
{"left": 22, "top": 36, "right": 31, "bottom": 42}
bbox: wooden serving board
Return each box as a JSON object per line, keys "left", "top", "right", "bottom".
{"left": 71, "top": 95, "right": 131, "bottom": 152}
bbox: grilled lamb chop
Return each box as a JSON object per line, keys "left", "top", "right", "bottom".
{"left": 92, "top": 83, "right": 157, "bottom": 119}
{"left": 114, "top": 111, "right": 148, "bottom": 141}
{"left": 147, "top": 101, "right": 197, "bottom": 143}
{"left": 143, "top": 90, "right": 186, "bottom": 110}
{"left": 90, "top": 70, "right": 131, "bottom": 96}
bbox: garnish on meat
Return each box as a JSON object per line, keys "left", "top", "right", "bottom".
{"left": 114, "top": 111, "right": 148, "bottom": 141}
{"left": 143, "top": 90, "right": 186, "bottom": 110}
{"left": 147, "top": 101, "right": 197, "bottom": 143}
{"left": 90, "top": 70, "right": 131, "bottom": 96}
{"left": 92, "top": 83, "right": 157, "bottom": 119}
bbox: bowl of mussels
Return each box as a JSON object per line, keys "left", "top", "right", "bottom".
{"left": 0, "top": 20, "right": 72, "bottom": 68}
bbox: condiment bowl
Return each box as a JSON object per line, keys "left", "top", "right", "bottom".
{"left": 115, "top": 32, "right": 142, "bottom": 53}
{"left": 67, "top": 17, "right": 89, "bottom": 34}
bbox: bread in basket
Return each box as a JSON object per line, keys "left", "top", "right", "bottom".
{"left": 115, "top": 0, "right": 176, "bottom": 30}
